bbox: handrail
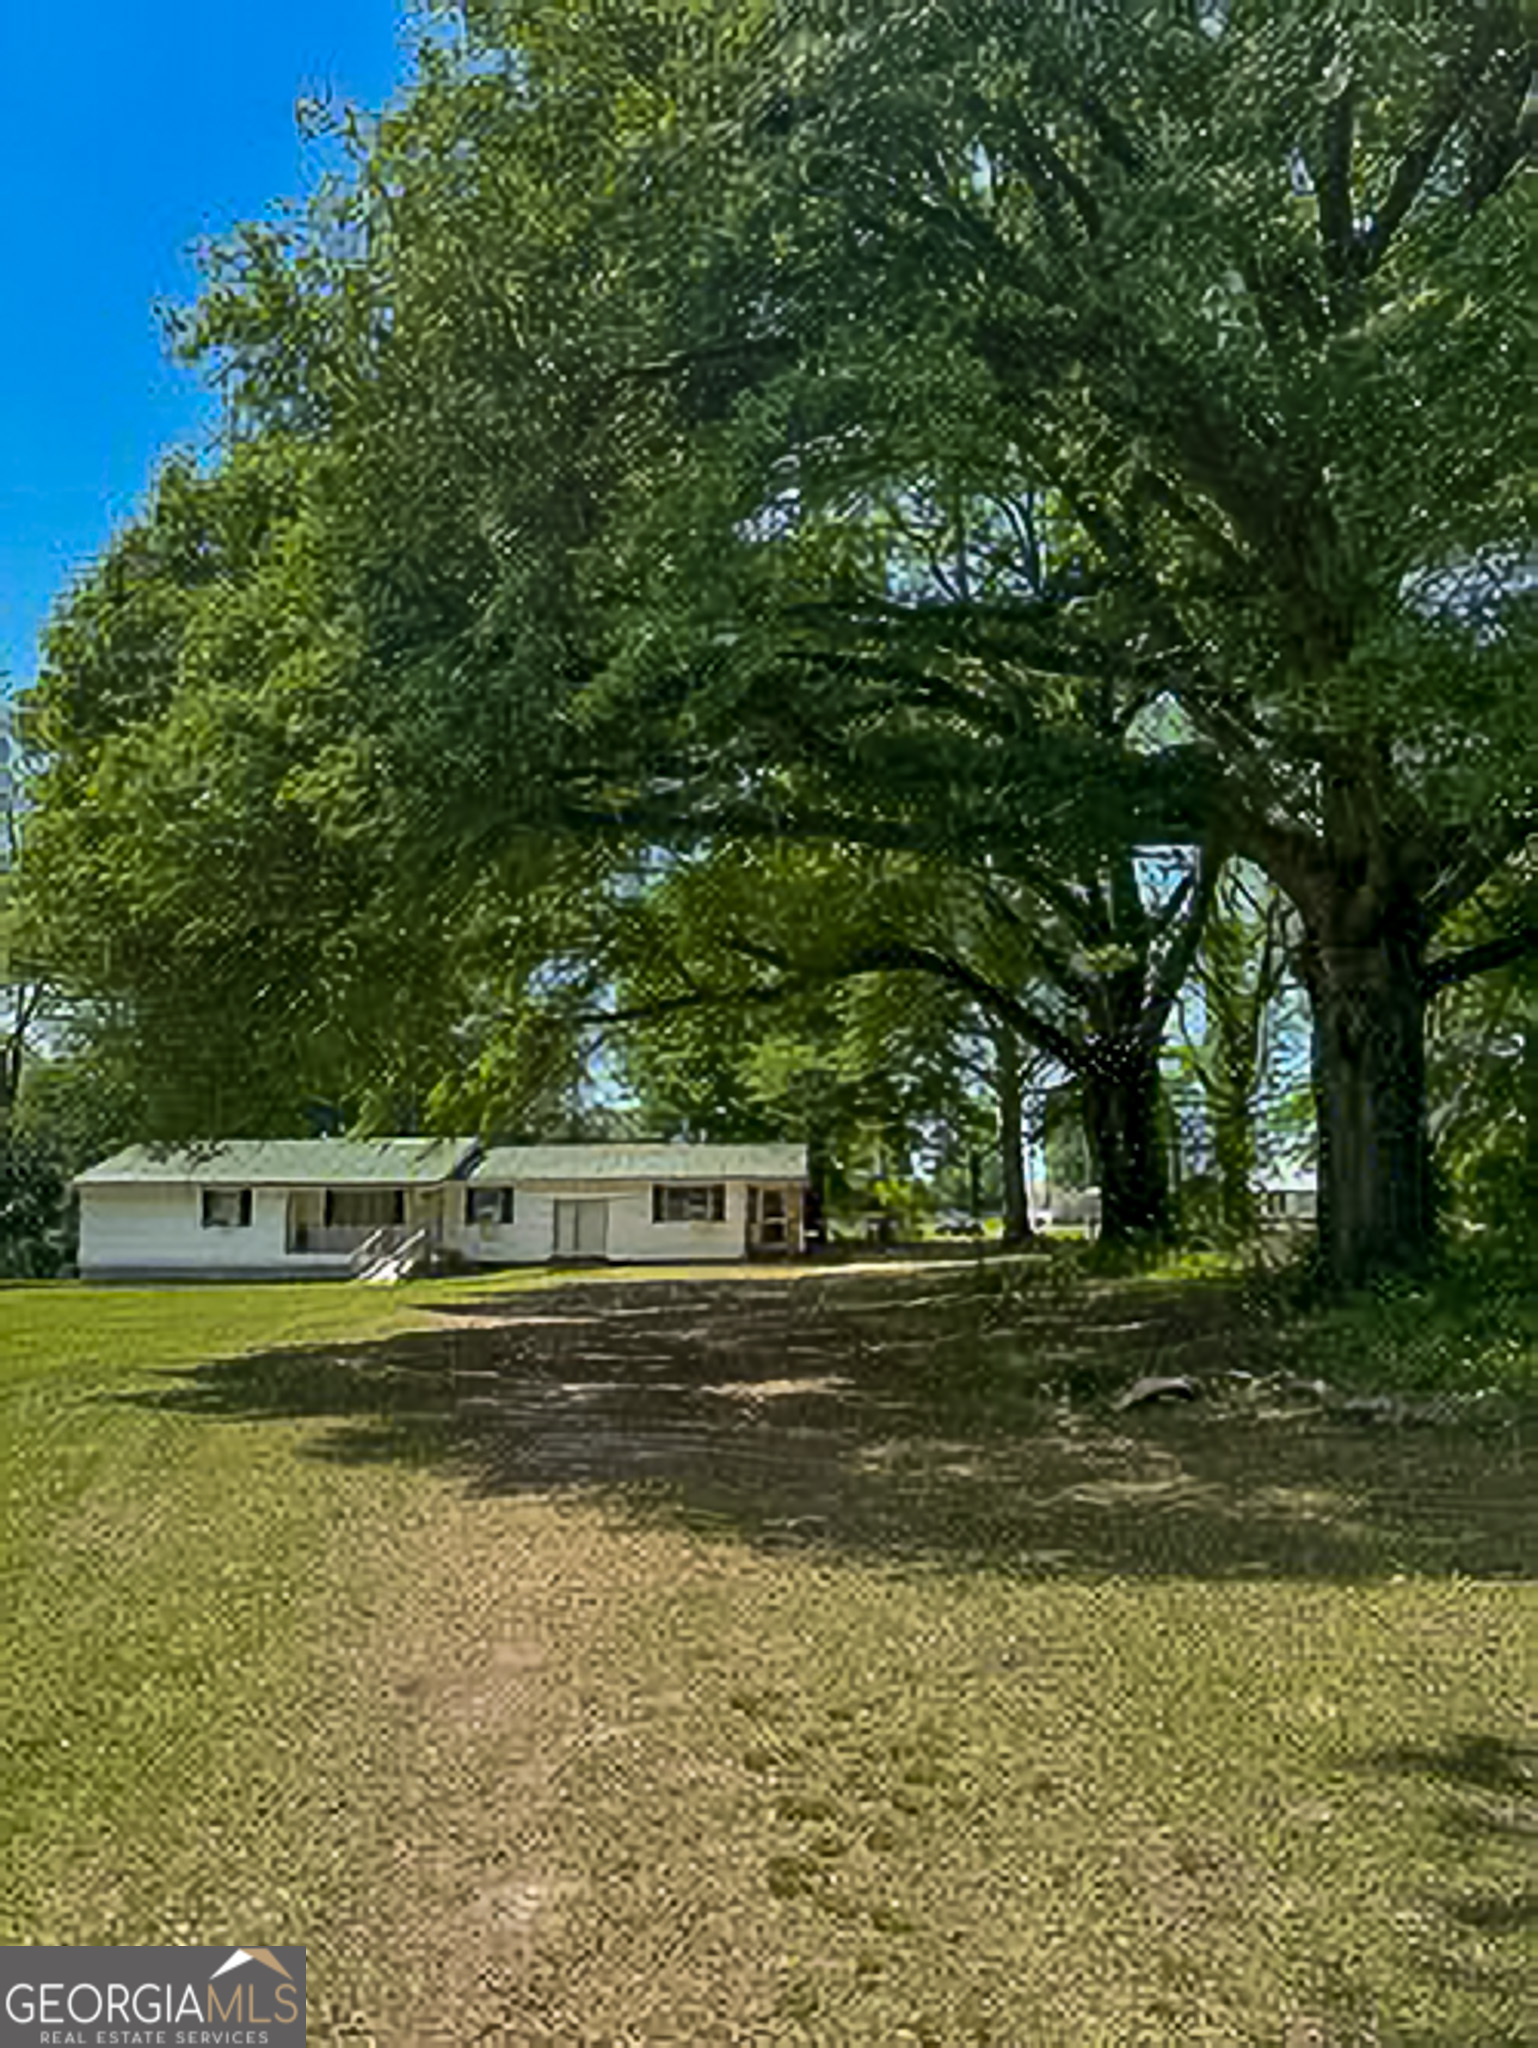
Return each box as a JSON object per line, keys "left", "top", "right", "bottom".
{"left": 356, "top": 1225, "right": 432, "bottom": 1283}
{"left": 348, "top": 1224, "right": 402, "bottom": 1273}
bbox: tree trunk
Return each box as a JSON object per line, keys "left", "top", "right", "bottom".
{"left": 1, "top": 982, "right": 39, "bottom": 1113}
{"left": 995, "top": 1025, "right": 1033, "bottom": 1244}
{"left": 1301, "top": 917, "right": 1434, "bottom": 1289}
{"left": 1082, "top": 1038, "right": 1170, "bottom": 1245}
{"left": 1522, "top": 1012, "right": 1538, "bottom": 1234}
{"left": 1211, "top": 1062, "right": 1259, "bottom": 1241}
{"left": 1195, "top": 876, "right": 1279, "bottom": 1243}
{"left": 1206, "top": 964, "right": 1261, "bottom": 1243}
{"left": 805, "top": 1128, "right": 831, "bottom": 1251}
{"left": 1162, "top": 1084, "right": 1185, "bottom": 1230}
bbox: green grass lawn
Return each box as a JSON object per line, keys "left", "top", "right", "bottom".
{"left": 1, "top": 1277, "right": 419, "bottom": 1382}
{"left": 2, "top": 1266, "right": 1532, "bottom": 2042}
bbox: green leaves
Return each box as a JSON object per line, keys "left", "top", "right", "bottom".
{"left": 13, "top": 1, "right": 1532, "bottom": 1281}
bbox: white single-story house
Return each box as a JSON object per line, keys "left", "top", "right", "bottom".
{"left": 72, "top": 1138, "right": 810, "bottom": 1281}
{"left": 1258, "top": 1163, "right": 1318, "bottom": 1226}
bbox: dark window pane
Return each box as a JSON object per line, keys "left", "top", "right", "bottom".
{"left": 201, "top": 1188, "right": 252, "bottom": 1229}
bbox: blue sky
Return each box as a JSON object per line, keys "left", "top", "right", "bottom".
{"left": 0, "top": 4, "right": 419, "bottom": 699}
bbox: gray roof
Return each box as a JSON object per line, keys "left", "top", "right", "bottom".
{"left": 74, "top": 1136, "right": 809, "bottom": 1190}
{"left": 474, "top": 1142, "right": 808, "bottom": 1183}
{"left": 75, "top": 1137, "right": 480, "bottom": 1188}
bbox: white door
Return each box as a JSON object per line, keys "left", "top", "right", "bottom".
{"left": 553, "top": 1198, "right": 609, "bottom": 1259}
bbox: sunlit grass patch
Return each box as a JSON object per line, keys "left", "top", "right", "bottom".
{"left": 0, "top": 1278, "right": 428, "bottom": 1390}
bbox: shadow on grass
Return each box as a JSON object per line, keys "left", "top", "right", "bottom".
{"left": 1366, "top": 1733, "right": 1538, "bottom": 1800}
{"left": 1358, "top": 1733, "right": 1538, "bottom": 2014}
{"left": 117, "top": 1263, "right": 1532, "bottom": 1582}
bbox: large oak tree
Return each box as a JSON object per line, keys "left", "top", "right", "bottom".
{"left": 604, "top": 0, "right": 1537, "bottom": 1284}
{"left": 21, "top": 0, "right": 1536, "bottom": 1285}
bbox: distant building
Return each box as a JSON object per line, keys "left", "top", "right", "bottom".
{"left": 1257, "top": 1162, "right": 1318, "bottom": 1226}
{"left": 1029, "top": 1182, "right": 1101, "bottom": 1233}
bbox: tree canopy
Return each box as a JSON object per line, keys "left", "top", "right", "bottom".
{"left": 18, "top": 0, "right": 1536, "bottom": 1282}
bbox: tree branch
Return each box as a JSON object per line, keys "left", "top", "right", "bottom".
{"left": 1137, "top": 846, "right": 1222, "bottom": 1047}
{"left": 585, "top": 931, "right": 1086, "bottom": 1076}
{"left": 1315, "top": 76, "right": 1358, "bottom": 305}
{"left": 1461, "top": 38, "right": 1537, "bottom": 210}
{"left": 577, "top": 976, "right": 816, "bottom": 1034}
{"left": 833, "top": 939, "right": 1085, "bottom": 1071}
{"left": 1214, "top": 787, "right": 1330, "bottom": 918}
{"left": 1360, "top": 8, "right": 1524, "bottom": 274}
{"left": 1005, "top": 122, "right": 1102, "bottom": 241}
{"left": 1422, "top": 923, "right": 1538, "bottom": 997}
{"left": 728, "top": 925, "right": 1087, "bottom": 1069}
{"left": 1422, "top": 810, "right": 1536, "bottom": 928}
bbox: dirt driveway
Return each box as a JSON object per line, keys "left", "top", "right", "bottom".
{"left": 166, "top": 1257, "right": 1530, "bottom": 1581}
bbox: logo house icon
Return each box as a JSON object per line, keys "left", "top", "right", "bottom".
{"left": 211, "top": 1948, "right": 293, "bottom": 1982}
{"left": 206, "top": 1948, "right": 302, "bottom": 2026}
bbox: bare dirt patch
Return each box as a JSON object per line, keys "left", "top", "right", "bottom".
{"left": 152, "top": 1260, "right": 1531, "bottom": 1582}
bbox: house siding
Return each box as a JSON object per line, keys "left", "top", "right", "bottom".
{"left": 77, "top": 1184, "right": 313, "bottom": 1278}
{"left": 78, "top": 1181, "right": 448, "bottom": 1279}
{"left": 444, "top": 1179, "right": 754, "bottom": 1265}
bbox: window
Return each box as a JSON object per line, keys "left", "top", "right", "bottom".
{"left": 201, "top": 1188, "right": 253, "bottom": 1229}
{"left": 324, "top": 1188, "right": 406, "bottom": 1229}
{"left": 652, "top": 1183, "right": 727, "bottom": 1224}
{"left": 465, "top": 1185, "right": 515, "bottom": 1226}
